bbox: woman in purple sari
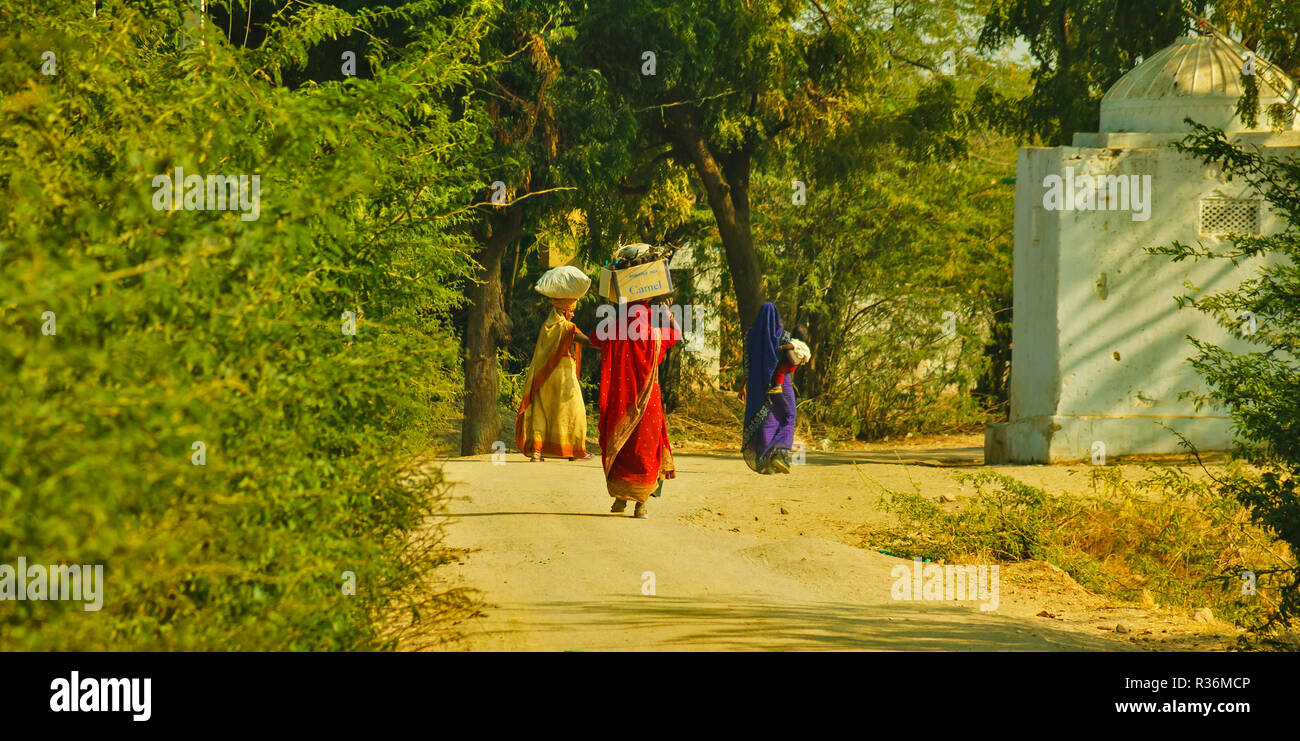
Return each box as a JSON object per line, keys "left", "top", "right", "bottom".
{"left": 741, "top": 302, "right": 796, "bottom": 474}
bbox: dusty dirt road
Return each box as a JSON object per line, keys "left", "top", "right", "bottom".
{"left": 419, "top": 436, "right": 1235, "bottom": 651}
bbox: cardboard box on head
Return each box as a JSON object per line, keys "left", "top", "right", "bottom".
{"left": 598, "top": 259, "right": 673, "bottom": 302}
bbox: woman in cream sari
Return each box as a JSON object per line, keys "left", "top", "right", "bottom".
{"left": 515, "top": 297, "right": 592, "bottom": 461}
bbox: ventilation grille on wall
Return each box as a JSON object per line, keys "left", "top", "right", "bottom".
{"left": 1199, "top": 198, "right": 1261, "bottom": 236}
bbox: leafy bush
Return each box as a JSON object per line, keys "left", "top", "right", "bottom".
{"left": 1148, "top": 122, "right": 1300, "bottom": 630}
{"left": 0, "top": 1, "right": 485, "bottom": 649}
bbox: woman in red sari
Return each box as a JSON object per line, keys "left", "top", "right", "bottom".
{"left": 588, "top": 300, "right": 679, "bottom": 518}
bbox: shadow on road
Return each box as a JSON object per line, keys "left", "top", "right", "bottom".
{"left": 673, "top": 447, "right": 984, "bottom": 468}
{"left": 482, "top": 595, "right": 1127, "bottom": 651}
{"left": 431, "top": 511, "right": 626, "bottom": 519}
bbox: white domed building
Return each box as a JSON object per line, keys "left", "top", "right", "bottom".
{"left": 986, "top": 35, "right": 1300, "bottom": 463}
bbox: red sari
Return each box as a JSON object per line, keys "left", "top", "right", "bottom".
{"left": 590, "top": 302, "right": 678, "bottom": 503}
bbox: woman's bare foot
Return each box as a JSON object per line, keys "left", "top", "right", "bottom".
{"left": 610, "top": 499, "right": 628, "bottom": 514}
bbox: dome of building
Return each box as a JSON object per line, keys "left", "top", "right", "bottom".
{"left": 1099, "top": 35, "right": 1298, "bottom": 133}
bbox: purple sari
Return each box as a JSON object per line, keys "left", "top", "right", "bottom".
{"left": 742, "top": 303, "right": 795, "bottom": 474}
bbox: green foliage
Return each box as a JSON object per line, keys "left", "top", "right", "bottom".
{"left": 978, "top": 0, "right": 1206, "bottom": 145}
{"left": 473, "top": 0, "right": 639, "bottom": 254}
{"left": 864, "top": 467, "right": 1290, "bottom": 630}
{"left": 1203, "top": 0, "right": 1300, "bottom": 77}
{"left": 752, "top": 132, "right": 1016, "bottom": 438}
{"left": 977, "top": 2, "right": 1300, "bottom": 144}
{"left": 574, "top": 0, "right": 979, "bottom": 160}
{"left": 1148, "top": 122, "right": 1300, "bottom": 630}
{"left": 556, "top": 0, "right": 1019, "bottom": 437}
{"left": 0, "top": 1, "right": 486, "bottom": 649}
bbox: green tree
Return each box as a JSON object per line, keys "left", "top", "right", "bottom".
{"left": 752, "top": 133, "right": 1016, "bottom": 437}
{"left": 455, "top": 0, "right": 642, "bottom": 454}
{"left": 1150, "top": 122, "right": 1300, "bottom": 631}
{"left": 0, "top": 0, "right": 486, "bottom": 648}
{"left": 977, "top": 0, "right": 1206, "bottom": 145}
{"left": 978, "top": 1, "right": 1300, "bottom": 145}
{"left": 1205, "top": 0, "right": 1300, "bottom": 76}
{"left": 572, "top": 0, "right": 973, "bottom": 327}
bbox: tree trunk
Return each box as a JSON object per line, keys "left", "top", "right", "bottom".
{"left": 669, "top": 109, "right": 765, "bottom": 328}
{"left": 460, "top": 207, "right": 523, "bottom": 456}
{"left": 976, "top": 291, "right": 1013, "bottom": 418}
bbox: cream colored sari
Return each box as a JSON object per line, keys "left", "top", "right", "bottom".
{"left": 515, "top": 307, "right": 587, "bottom": 459}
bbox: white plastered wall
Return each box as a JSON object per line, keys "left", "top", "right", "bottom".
{"left": 986, "top": 130, "right": 1297, "bottom": 463}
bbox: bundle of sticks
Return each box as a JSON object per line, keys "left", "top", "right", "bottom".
{"left": 611, "top": 242, "right": 679, "bottom": 270}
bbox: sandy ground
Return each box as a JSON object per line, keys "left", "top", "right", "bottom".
{"left": 415, "top": 433, "right": 1239, "bottom": 651}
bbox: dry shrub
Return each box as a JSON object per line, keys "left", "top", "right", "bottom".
{"left": 861, "top": 464, "right": 1294, "bottom": 633}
